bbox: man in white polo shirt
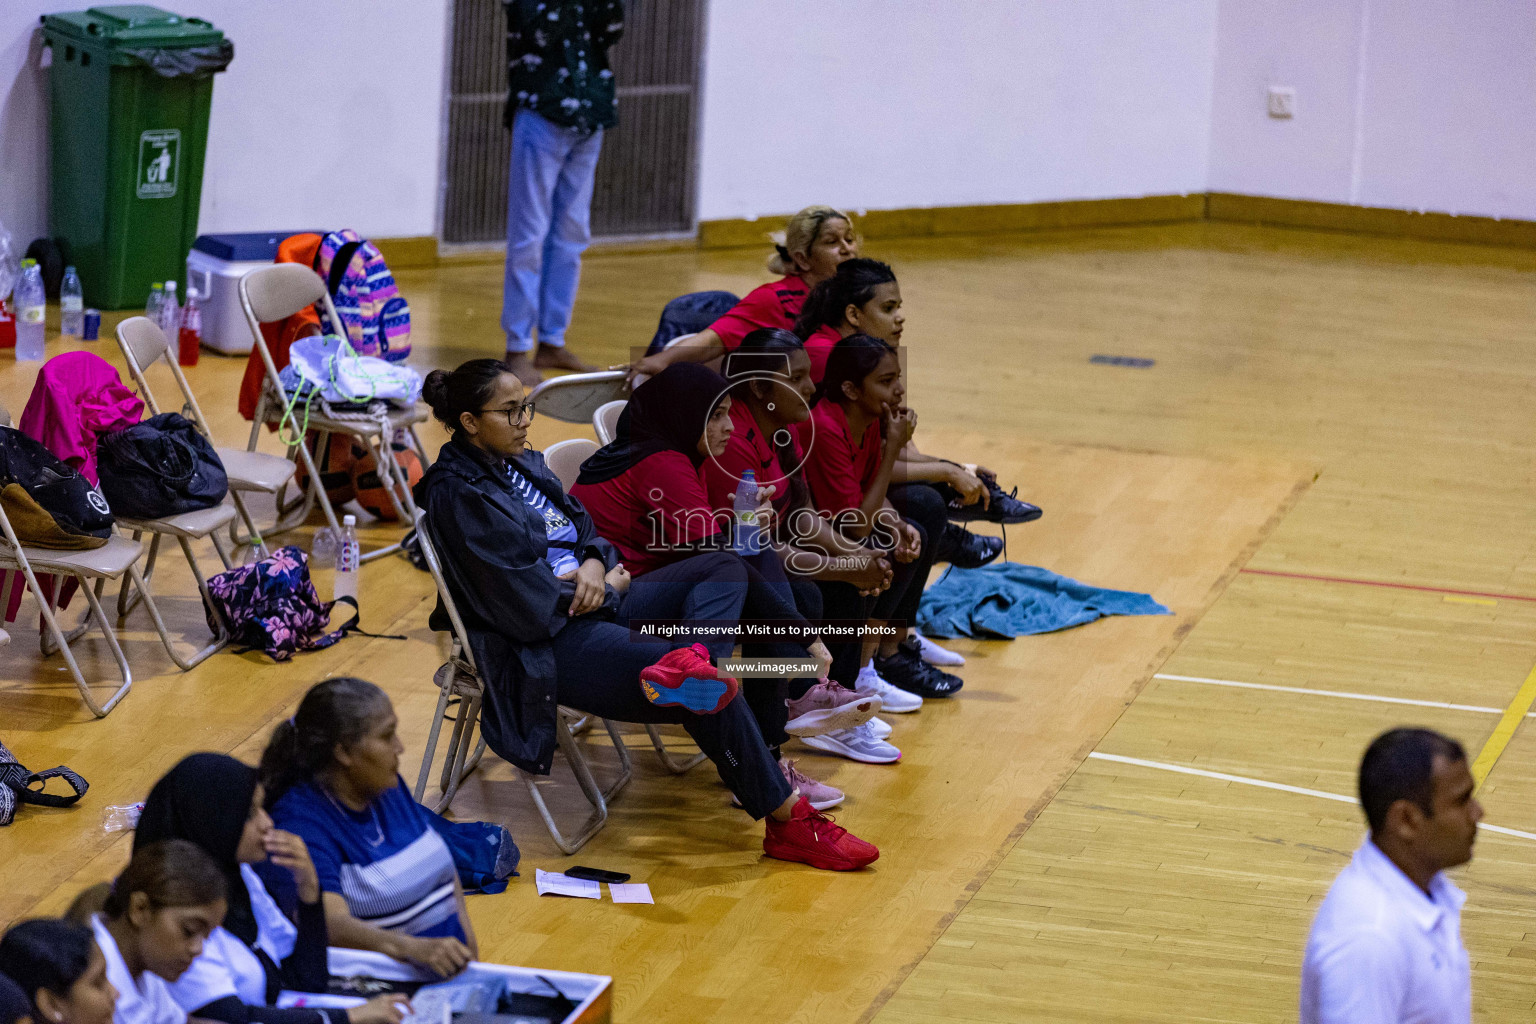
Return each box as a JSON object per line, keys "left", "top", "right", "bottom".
{"left": 1301, "top": 727, "right": 1482, "bottom": 1024}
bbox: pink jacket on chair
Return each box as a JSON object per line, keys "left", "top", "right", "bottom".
{"left": 18, "top": 351, "right": 144, "bottom": 485}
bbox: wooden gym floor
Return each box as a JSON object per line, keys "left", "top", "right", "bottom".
{"left": 3, "top": 221, "right": 1535, "bottom": 1023}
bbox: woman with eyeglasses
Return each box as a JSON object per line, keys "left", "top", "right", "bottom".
{"left": 414, "top": 359, "right": 881, "bottom": 871}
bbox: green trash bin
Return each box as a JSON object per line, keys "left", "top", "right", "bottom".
{"left": 40, "top": 5, "right": 233, "bottom": 310}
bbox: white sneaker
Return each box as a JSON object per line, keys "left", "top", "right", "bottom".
{"left": 800, "top": 721, "right": 901, "bottom": 764}
{"left": 866, "top": 716, "right": 892, "bottom": 740}
{"left": 855, "top": 665, "right": 923, "bottom": 714}
{"left": 914, "top": 632, "right": 964, "bottom": 666}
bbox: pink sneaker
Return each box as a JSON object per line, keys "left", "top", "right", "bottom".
{"left": 782, "top": 759, "right": 843, "bottom": 810}
{"left": 785, "top": 679, "right": 880, "bottom": 737}
{"left": 732, "top": 758, "right": 844, "bottom": 812}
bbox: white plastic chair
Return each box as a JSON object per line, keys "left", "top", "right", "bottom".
{"left": 411, "top": 511, "right": 631, "bottom": 854}
{"left": 526, "top": 370, "right": 628, "bottom": 425}
{"left": 592, "top": 400, "right": 625, "bottom": 446}
{"left": 0, "top": 402, "right": 185, "bottom": 717}
{"left": 237, "top": 263, "right": 431, "bottom": 562}
{"left": 116, "top": 315, "right": 294, "bottom": 560}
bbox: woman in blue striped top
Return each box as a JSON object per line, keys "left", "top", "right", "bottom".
{"left": 261, "top": 679, "right": 503, "bottom": 980}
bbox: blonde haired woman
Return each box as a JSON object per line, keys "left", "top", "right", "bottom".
{"left": 630, "top": 206, "right": 858, "bottom": 377}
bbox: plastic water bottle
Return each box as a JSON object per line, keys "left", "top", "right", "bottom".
{"left": 334, "top": 515, "right": 360, "bottom": 603}
{"left": 146, "top": 282, "right": 165, "bottom": 328}
{"left": 60, "top": 266, "right": 83, "bottom": 337}
{"left": 309, "top": 526, "right": 337, "bottom": 569}
{"left": 160, "top": 279, "right": 179, "bottom": 337}
{"left": 177, "top": 287, "right": 202, "bottom": 366}
{"left": 14, "top": 259, "right": 46, "bottom": 361}
{"left": 732, "top": 469, "right": 763, "bottom": 556}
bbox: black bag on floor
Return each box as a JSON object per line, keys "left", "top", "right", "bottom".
{"left": 0, "top": 425, "right": 114, "bottom": 548}
{"left": 0, "top": 738, "right": 89, "bottom": 826}
{"left": 97, "top": 413, "right": 228, "bottom": 519}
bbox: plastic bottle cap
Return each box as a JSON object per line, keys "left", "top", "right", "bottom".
{"left": 343, "top": 515, "right": 357, "bottom": 526}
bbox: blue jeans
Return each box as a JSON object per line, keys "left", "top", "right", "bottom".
{"left": 502, "top": 110, "right": 603, "bottom": 353}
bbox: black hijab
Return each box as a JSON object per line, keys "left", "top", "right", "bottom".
{"left": 576, "top": 363, "right": 730, "bottom": 485}
{"left": 135, "top": 753, "right": 259, "bottom": 945}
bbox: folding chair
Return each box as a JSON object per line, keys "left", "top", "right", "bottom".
{"left": 0, "top": 403, "right": 181, "bottom": 717}
{"left": 237, "top": 263, "right": 431, "bottom": 562}
{"left": 410, "top": 511, "right": 631, "bottom": 854}
{"left": 526, "top": 370, "right": 628, "bottom": 425}
{"left": 592, "top": 400, "right": 625, "bottom": 445}
{"left": 542, "top": 439, "right": 708, "bottom": 775}
{"left": 116, "top": 316, "right": 295, "bottom": 560}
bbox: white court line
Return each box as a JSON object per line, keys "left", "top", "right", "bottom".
{"left": 1152, "top": 673, "right": 1520, "bottom": 716}
{"left": 1085, "top": 751, "right": 1536, "bottom": 843}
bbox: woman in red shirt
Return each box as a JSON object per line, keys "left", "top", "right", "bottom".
{"left": 628, "top": 206, "right": 859, "bottom": 377}
{"left": 572, "top": 364, "right": 860, "bottom": 801}
{"left": 800, "top": 334, "right": 964, "bottom": 703}
{"left": 796, "top": 259, "right": 1041, "bottom": 565}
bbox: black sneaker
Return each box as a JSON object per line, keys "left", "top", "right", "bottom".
{"left": 873, "top": 641, "right": 963, "bottom": 698}
{"left": 949, "top": 478, "right": 1042, "bottom": 525}
{"left": 935, "top": 522, "right": 1004, "bottom": 569}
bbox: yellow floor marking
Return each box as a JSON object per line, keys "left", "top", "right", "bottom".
{"left": 1444, "top": 594, "right": 1497, "bottom": 606}
{"left": 1470, "top": 661, "right": 1536, "bottom": 787}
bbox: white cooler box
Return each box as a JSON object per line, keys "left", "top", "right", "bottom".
{"left": 186, "top": 232, "right": 320, "bottom": 355}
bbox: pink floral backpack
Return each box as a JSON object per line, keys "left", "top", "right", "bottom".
{"left": 314, "top": 230, "right": 412, "bottom": 362}
{"left": 204, "top": 546, "right": 402, "bottom": 660}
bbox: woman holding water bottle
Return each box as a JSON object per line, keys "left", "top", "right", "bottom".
{"left": 572, "top": 364, "right": 875, "bottom": 795}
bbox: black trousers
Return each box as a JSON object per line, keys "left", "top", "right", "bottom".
{"left": 549, "top": 552, "right": 794, "bottom": 818}
{"left": 815, "top": 483, "right": 948, "bottom": 688}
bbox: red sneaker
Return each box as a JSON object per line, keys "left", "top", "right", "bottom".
{"left": 640, "top": 643, "right": 740, "bottom": 714}
{"left": 763, "top": 796, "right": 879, "bottom": 871}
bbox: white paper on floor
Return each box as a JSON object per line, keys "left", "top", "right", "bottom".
{"left": 534, "top": 869, "right": 600, "bottom": 899}
{"left": 608, "top": 882, "right": 653, "bottom": 904}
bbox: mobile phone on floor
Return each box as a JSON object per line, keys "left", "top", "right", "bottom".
{"left": 565, "top": 865, "right": 630, "bottom": 884}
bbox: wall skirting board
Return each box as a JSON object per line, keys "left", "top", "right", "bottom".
{"left": 375, "top": 193, "right": 1536, "bottom": 267}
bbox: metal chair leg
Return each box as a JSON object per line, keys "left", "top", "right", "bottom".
{"left": 521, "top": 715, "right": 634, "bottom": 855}
{"left": 19, "top": 563, "right": 132, "bottom": 718}
{"left": 645, "top": 724, "right": 708, "bottom": 774}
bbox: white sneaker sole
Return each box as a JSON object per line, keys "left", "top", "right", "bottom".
{"left": 733, "top": 789, "right": 843, "bottom": 811}
{"left": 784, "top": 696, "right": 881, "bottom": 737}
{"left": 858, "top": 686, "right": 923, "bottom": 714}
{"left": 800, "top": 733, "right": 902, "bottom": 764}
{"left": 919, "top": 646, "right": 965, "bottom": 667}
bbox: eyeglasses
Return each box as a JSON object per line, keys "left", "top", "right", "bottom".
{"left": 478, "top": 401, "right": 536, "bottom": 426}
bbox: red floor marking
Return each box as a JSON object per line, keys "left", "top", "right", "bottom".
{"left": 1238, "top": 568, "right": 1536, "bottom": 604}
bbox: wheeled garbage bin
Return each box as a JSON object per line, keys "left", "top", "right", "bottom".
{"left": 40, "top": 5, "right": 233, "bottom": 309}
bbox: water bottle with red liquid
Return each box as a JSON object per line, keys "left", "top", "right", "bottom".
{"left": 177, "top": 288, "right": 202, "bottom": 366}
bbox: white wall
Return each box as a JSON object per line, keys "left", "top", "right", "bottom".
{"left": 1209, "top": 0, "right": 1536, "bottom": 220}
{"left": 7, "top": 1, "right": 1536, "bottom": 246}
{"left": 0, "top": 0, "right": 448, "bottom": 249}
{"left": 696, "top": 0, "right": 1220, "bottom": 222}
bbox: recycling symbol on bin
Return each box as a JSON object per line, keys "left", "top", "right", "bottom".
{"left": 136, "top": 129, "right": 181, "bottom": 199}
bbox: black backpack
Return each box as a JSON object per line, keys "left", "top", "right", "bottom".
{"left": 0, "top": 426, "right": 114, "bottom": 546}
{"left": 97, "top": 413, "right": 228, "bottom": 520}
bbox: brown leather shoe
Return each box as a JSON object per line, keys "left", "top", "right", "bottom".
{"left": 534, "top": 343, "right": 597, "bottom": 372}
{"left": 503, "top": 350, "right": 543, "bottom": 386}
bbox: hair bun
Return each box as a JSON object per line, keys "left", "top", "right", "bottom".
{"left": 421, "top": 369, "right": 450, "bottom": 413}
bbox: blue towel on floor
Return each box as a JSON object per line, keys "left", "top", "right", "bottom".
{"left": 917, "top": 562, "right": 1172, "bottom": 639}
